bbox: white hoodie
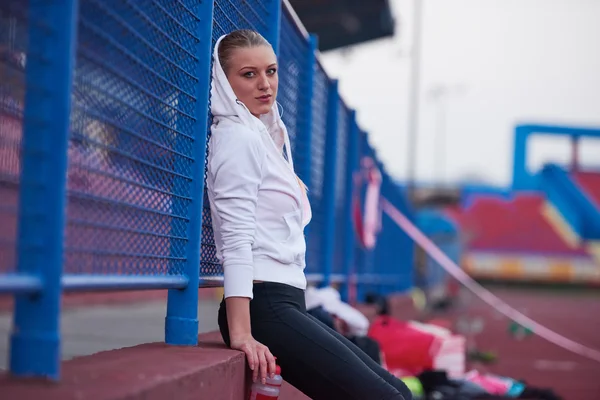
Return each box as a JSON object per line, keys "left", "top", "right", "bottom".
{"left": 206, "top": 35, "right": 312, "bottom": 299}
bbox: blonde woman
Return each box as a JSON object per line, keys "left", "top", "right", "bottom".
{"left": 206, "top": 29, "right": 411, "bottom": 400}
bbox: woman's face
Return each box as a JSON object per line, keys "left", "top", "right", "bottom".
{"left": 225, "top": 45, "right": 278, "bottom": 117}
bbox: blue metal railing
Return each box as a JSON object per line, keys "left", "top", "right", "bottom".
{"left": 540, "top": 163, "right": 600, "bottom": 239}
{"left": 9, "top": 0, "right": 77, "bottom": 379}
{"left": 0, "top": 0, "right": 414, "bottom": 380}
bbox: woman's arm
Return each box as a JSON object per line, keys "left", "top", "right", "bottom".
{"left": 208, "top": 129, "right": 275, "bottom": 383}
{"left": 209, "top": 129, "right": 263, "bottom": 299}
{"left": 225, "top": 296, "right": 252, "bottom": 339}
{"left": 226, "top": 297, "right": 276, "bottom": 383}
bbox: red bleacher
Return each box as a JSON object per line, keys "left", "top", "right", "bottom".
{"left": 446, "top": 193, "right": 587, "bottom": 255}
{"left": 572, "top": 170, "right": 600, "bottom": 210}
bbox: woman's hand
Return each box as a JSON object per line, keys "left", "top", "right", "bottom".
{"left": 229, "top": 333, "right": 277, "bottom": 384}
{"left": 224, "top": 297, "right": 275, "bottom": 383}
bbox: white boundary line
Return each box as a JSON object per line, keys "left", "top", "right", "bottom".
{"left": 381, "top": 197, "right": 600, "bottom": 363}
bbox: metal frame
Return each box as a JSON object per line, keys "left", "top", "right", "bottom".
{"left": 9, "top": 0, "right": 79, "bottom": 380}
{"left": 320, "top": 79, "right": 340, "bottom": 287}
{"left": 165, "top": 0, "right": 216, "bottom": 346}
{"left": 512, "top": 123, "right": 600, "bottom": 190}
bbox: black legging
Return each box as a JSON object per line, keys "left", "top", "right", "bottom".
{"left": 218, "top": 282, "right": 412, "bottom": 400}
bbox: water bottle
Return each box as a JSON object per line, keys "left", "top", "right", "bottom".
{"left": 249, "top": 365, "right": 282, "bottom": 400}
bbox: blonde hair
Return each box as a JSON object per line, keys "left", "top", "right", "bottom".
{"left": 296, "top": 175, "right": 309, "bottom": 193}
{"left": 218, "top": 29, "right": 271, "bottom": 74}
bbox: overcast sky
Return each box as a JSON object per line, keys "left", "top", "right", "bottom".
{"left": 319, "top": 0, "right": 600, "bottom": 187}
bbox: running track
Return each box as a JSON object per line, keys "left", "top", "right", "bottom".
{"left": 450, "top": 286, "right": 600, "bottom": 399}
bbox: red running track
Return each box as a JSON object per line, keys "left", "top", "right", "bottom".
{"left": 449, "top": 286, "right": 600, "bottom": 400}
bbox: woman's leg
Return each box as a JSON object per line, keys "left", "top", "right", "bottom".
{"left": 218, "top": 284, "right": 410, "bottom": 400}
{"left": 307, "top": 313, "right": 412, "bottom": 400}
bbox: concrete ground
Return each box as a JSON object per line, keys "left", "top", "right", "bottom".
{"left": 0, "top": 298, "right": 220, "bottom": 370}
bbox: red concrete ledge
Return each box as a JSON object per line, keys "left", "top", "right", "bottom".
{"left": 0, "top": 331, "right": 308, "bottom": 400}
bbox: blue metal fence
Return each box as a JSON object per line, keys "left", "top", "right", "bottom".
{"left": 8, "top": 0, "right": 78, "bottom": 379}
{"left": 415, "top": 209, "right": 460, "bottom": 300}
{"left": 0, "top": 0, "right": 414, "bottom": 380}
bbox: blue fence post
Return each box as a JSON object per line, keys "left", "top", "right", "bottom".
{"left": 320, "top": 80, "right": 340, "bottom": 287}
{"left": 9, "top": 0, "right": 79, "bottom": 380}
{"left": 355, "top": 132, "right": 369, "bottom": 302}
{"left": 512, "top": 125, "right": 531, "bottom": 190}
{"left": 378, "top": 169, "right": 389, "bottom": 295}
{"left": 165, "top": 0, "right": 215, "bottom": 346}
{"left": 340, "top": 110, "right": 359, "bottom": 302}
{"left": 297, "top": 34, "right": 318, "bottom": 202}
{"left": 267, "top": 0, "right": 283, "bottom": 55}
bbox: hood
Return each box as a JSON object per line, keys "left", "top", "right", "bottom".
{"left": 210, "top": 35, "right": 294, "bottom": 168}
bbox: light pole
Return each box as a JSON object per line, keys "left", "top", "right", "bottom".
{"left": 426, "top": 83, "right": 467, "bottom": 186}
{"left": 405, "top": 0, "right": 423, "bottom": 200}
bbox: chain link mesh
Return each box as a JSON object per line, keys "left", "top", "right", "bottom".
{"left": 212, "top": 0, "right": 269, "bottom": 40}
{"left": 355, "top": 134, "right": 373, "bottom": 280}
{"left": 375, "top": 172, "right": 414, "bottom": 292}
{"left": 333, "top": 102, "right": 349, "bottom": 274}
{"left": 64, "top": 0, "right": 203, "bottom": 276}
{"left": 278, "top": 10, "right": 310, "bottom": 157}
{"left": 305, "top": 63, "right": 329, "bottom": 274}
{"left": 310, "top": 64, "right": 328, "bottom": 199}
{"left": 0, "top": 2, "right": 27, "bottom": 274}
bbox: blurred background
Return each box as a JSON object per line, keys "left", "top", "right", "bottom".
{"left": 313, "top": 0, "right": 600, "bottom": 185}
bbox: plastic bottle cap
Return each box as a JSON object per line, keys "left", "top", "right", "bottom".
{"left": 275, "top": 365, "right": 281, "bottom": 375}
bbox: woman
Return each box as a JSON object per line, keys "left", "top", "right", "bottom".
{"left": 207, "top": 29, "right": 411, "bottom": 400}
